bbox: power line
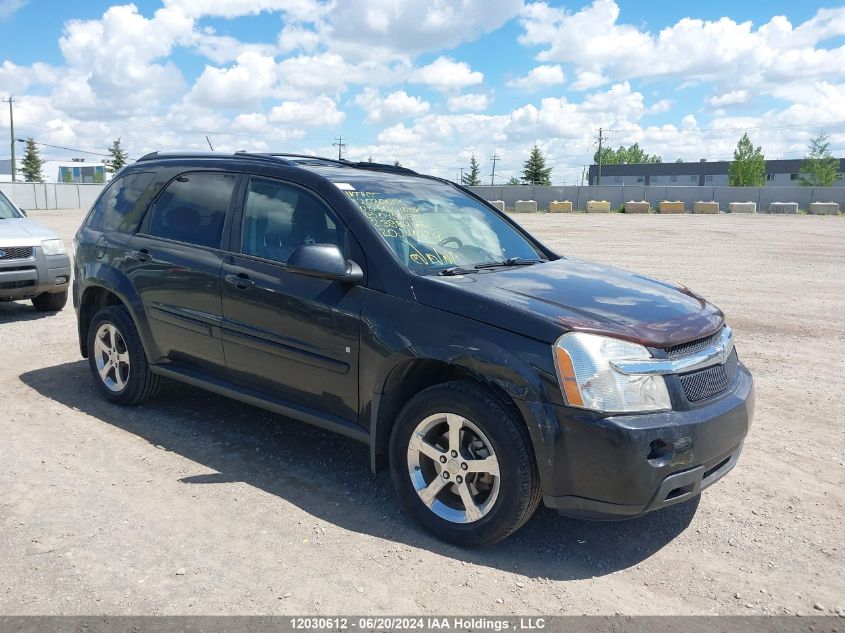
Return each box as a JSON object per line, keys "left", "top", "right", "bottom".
{"left": 18, "top": 138, "right": 114, "bottom": 158}
{"left": 332, "top": 136, "right": 347, "bottom": 160}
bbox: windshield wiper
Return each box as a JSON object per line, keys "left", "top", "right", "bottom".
{"left": 473, "top": 257, "right": 542, "bottom": 270}
{"left": 438, "top": 266, "right": 478, "bottom": 276}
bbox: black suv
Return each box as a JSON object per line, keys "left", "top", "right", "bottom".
{"left": 73, "top": 153, "right": 753, "bottom": 546}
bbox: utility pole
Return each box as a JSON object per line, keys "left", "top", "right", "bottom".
{"left": 459, "top": 167, "right": 464, "bottom": 184}
{"left": 332, "top": 136, "right": 347, "bottom": 161}
{"left": 489, "top": 153, "right": 499, "bottom": 185}
{"left": 3, "top": 96, "right": 15, "bottom": 182}
{"left": 581, "top": 165, "right": 586, "bottom": 187}
{"left": 595, "top": 127, "right": 607, "bottom": 186}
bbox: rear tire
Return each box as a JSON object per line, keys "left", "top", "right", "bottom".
{"left": 389, "top": 380, "right": 541, "bottom": 546}
{"left": 32, "top": 289, "right": 67, "bottom": 312}
{"left": 87, "top": 305, "right": 160, "bottom": 405}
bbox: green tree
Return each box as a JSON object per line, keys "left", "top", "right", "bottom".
{"left": 506, "top": 176, "right": 521, "bottom": 185}
{"left": 106, "top": 137, "right": 128, "bottom": 173}
{"left": 393, "top": 159, "right": 401, "bottom": 167}
{"left": 522, "top": 144, "right": 552, "bottom": 185}
{"left": 728, "top": 133, "right": 766, "bottom": 186}
{"left": 594, "top": 143, "right": 661, "bottom": 165}
{"left": 20, "top": 138, "right": 45, "bottom": 183}
{"left": 461, "top": 155, "right": 482, "bottom": 186}
{"left": 798, "top": 133, "right": 841, "bottom": 186}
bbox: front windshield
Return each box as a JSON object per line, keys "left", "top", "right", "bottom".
{"left": 339, "top": 177, "right": 543, "bottom": 273}
{"left": 0, "top": 191, "right": 22, "bottom": 219}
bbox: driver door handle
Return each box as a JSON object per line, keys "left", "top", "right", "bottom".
{"left": 225, "top": 273, "right": 255, "bottom": 290}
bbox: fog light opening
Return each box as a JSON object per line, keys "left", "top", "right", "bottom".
{"left": 55, "top": 276, "right": 68, "bottom": 285}
{"left": 647, "top": 439, "right": 672, "bottom": 466}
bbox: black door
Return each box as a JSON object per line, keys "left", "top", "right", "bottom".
{"left": 220, "top": 175, "right": 364, "bottom": 422}
{"left": 125, "top": 171, "right": 238, "bottom": 374}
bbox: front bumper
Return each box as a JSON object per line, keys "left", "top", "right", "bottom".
{"left": 537, "top": 362, "right": 754, "bottom": 519}
{"left": 0, "top": 251, "right": 71, "bottom": 300}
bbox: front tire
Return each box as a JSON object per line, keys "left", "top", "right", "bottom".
{"left": 32, "top": 289, "right": 67, "bottom": 312}
{"left": 389, "top": 381, "right": 541, "bottom": 546}
{"left": 87, "top": 305, "right": 160, "bottom": 405}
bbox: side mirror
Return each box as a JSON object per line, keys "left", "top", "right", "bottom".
{"left": 286, "top": 244, "right": 363, "bottom": 283}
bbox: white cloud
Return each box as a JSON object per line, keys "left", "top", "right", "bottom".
{"left": 571, "top": 71, "right": 609, "bottom": 91}
{"left": 0, "top": 0, "right": 26, "bottom": 20}
{"left": 519, "top": 0, "right": 845, "bottom": 92}
{"left": 410, "top": 56, "right": 484, "bottom": 91}
{"left": 267, "top": 96, "right": 345, "bottom": 126}
{"left": 354, "top": 88, "right": 430, "bottom": 123}
{"left": 708, "top": 89, "right": 749, "bottom": 107}
{"left": 377, "top": 123, "right": 422, "bottom": 146}
{"left": 321, "top": 0, "right": 523, "bottom": 60}
{"left": 189, "top": 51, "right": 278, "bottom": 107}
{"left": 447, "top": 93, "right": 490, "bottom": 112}
{"left": 507, "top": 64, "right": 565, "bottom": 91}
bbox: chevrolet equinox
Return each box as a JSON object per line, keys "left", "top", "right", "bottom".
{"left": 73, "top": 153, "right": 754, "bottom": 546}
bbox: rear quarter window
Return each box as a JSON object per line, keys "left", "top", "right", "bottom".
{"left": 87, "top": 172, "right": 157, "bottom": 233}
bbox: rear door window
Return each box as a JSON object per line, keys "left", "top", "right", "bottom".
{"left": 87, "top": 172, "right": 156, "bottom": 233}
{"left": 144, "top": 172, "right": 237, "bottom": 249}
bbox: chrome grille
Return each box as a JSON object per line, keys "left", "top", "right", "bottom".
{"left": 666, "top": 328, "right": 724, "bottom": 360}
{"left": 0, "top": 246, "right": 35, "bottom": 261}
{"left": 679, "top": 349, "right": 739, "bottom": 402}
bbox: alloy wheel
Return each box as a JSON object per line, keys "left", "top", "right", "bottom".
{"left": 93, "top": 323, "right": 131, "bottom": 393}
{"left": 406, "top": 412, "right": 500, "bottom": 523}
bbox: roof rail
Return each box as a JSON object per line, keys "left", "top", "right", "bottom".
{"left": 136, "top": 151, "right": 294, "bottom": 166}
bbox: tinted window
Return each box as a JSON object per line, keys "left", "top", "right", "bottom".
{"left": 87, "top": 172, "right": 156, "bottom": 233}
{"left": 241, "top": 177, "right": 342, "bottom": 263}
{"left": 146, "top": 172, "right": 236, "bottom": 249}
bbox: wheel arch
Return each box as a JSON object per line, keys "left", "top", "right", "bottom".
{"left": 369, "top": 353, "right": 536, "bottom": 473}
{"left": 77, "top": 271, "right": 151, "bottom": 360}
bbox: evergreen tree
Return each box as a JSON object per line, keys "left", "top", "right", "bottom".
{"left": 462, "top": 155, "right": 482, "bottom": 186}
{"left": 107, "top": 137, "right": 129, "bottom": 173}
{"left": 521, "top": 144, "right": 552, "bottom": 185}
{"left": 21, "top": 138, "right": 45, "bottom": 183}
{"left": 506, "top": 176, "right": 521, "bottom": 185}
{"left": 393, "top": 159, "right": 402, "bottom": 167}
{"left": 798, "top": 133, "right": 841, "bottom": 186}
{"left": 728, "top": 133, "right": 766, "bottom": 186}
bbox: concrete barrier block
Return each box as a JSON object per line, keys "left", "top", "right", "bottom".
{"left": 809, "top": 202, "right": 839, "bottom": 215}
{"left": 514, "top": 200, "right": 538, "bottom": 213}
{"left": 658, "top": 200, "right": 685, "bottom": 214}
{"left": 768, "top": 202, "right": 798, "bottom": 214}
{"left": 624, "top": 201, "right": 650, "bottom": 214}
{"left": 587, "top": 200, "right": 611, "bottom": 213}
{"left": 488, "top": 200, "right": 506, "bottom": 212}
{"left": 728, "top": 201, "right": 756, "bottom": 213}
{"left": 548, "top": 200, "right": 573, "bottom": 213}
{"left": 693, "top": 201, "right": 720, "bottom": 214}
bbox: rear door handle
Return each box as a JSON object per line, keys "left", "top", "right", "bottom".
{"left": 127, "top": 249, "right": 151, "bottom": 263}
{"left": 225, "top": 273, "right": 255, "bottom": 289}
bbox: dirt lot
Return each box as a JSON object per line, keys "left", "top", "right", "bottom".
{"left": 1, "top": 210, "right": 843, "bottom": 616}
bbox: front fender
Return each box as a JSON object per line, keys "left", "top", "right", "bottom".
{"left": 361, "top": 290, "right": 561, "bottom": 487}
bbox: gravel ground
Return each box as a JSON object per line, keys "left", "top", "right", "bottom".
{"left": 1, "top": 209, "right": 842, "bottom": 616}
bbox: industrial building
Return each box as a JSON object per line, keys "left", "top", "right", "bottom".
{"left": 588, "top": 158, "right": 845, "bottom": 187}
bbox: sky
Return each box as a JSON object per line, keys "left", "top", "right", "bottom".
{"left": 1, "top": 0, "right": 844, "bottom": 184}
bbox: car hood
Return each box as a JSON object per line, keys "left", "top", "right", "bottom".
{"left": 0, "top": 218, "right": 58, "bottom": 246}
{"left": 412, "top": 257, "right": 724, "bottom": 348}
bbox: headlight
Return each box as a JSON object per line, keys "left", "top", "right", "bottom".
{"left": 41, "top": 239, "right": 66, "bottom": 255}
{"left": 553, "top": 332, "right": 671, "bottom": 413}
